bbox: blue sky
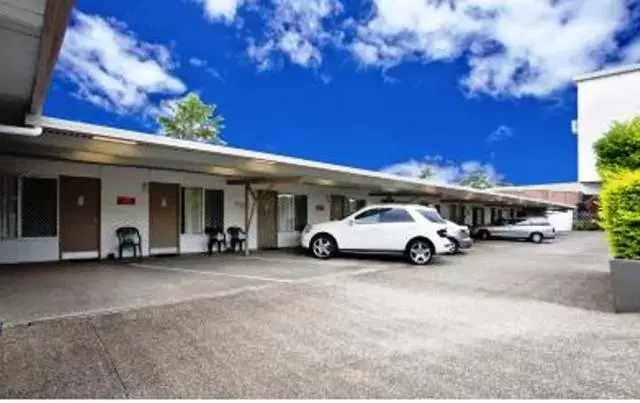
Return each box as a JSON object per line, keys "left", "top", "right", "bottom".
{"left": 45, "top": 0, "right": 640, "bottom": 185}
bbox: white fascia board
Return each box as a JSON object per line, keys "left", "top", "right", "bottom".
{"left": 574, "top": 63, "right": 640, "bottom": 83}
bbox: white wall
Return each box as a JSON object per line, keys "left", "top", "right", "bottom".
{"left": 0, "top": 237, "right": 58, "bottom": 264}
{"left": 0, "top": 156, "right": 100, "bottom": 263}
{"left": 100, "top": 166, "right": 149, "bottom": 258}
{"left": 547, "top": 210, "right": 574, "bottom": 232}
{"left": 0, "top": 156, "right": 382, "bottom": 262}
{"left": 271, "top": 185, "right": 372, "bottom": 248}
{"left": 577, "top": 70, "right": 640, "bottom": 183}
{"left": 0, "top": 155, "right": 565, "bottom": 264}
{"left": 0, "top": 157, "right": 241, "bottom": 263}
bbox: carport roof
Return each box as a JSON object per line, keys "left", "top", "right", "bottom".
{"left": 0, "top": 115, "right": 575, "bottom": 210}
{"left": 0, "top": 0, "right": 73, "bottom": 124}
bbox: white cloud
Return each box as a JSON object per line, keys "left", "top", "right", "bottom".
{"left": 352, "top": 0, "right": 637, "bottom": 98}
{"left": 486, "top": 125, "right": 513, "bottom": 143}
{"left": 188, "top": 57, "right": 225, "bottom": 81}
{"left": 192, "top": 0, "right": 246, "bottom": 22}
{"left": 245, "top": 0, "right": 344, "bottom": 69}
{"left": 194, "top": 0, "right": 640, "bottom": 98}
{"left": 189, "top": 57, "right": 207, "bottom": 67}
{"left": 382, "top": 155, "right": 504, "bottom": 185}
{"left": 58, "top": 11, "right": 186, "bottom": 115}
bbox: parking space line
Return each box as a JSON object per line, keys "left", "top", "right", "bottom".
{"left": 5, "top": 283, "right": 276, "bottom": 328}
{"left": 302, "top": 266, "right": 392, "bottom": 282}
{"left": 129, "top": 263, "right": 295, "bottom": 283}
{"left": 246, "top": 256, "right": 348, "bottom": 266}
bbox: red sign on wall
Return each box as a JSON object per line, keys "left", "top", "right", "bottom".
{"left": 117, "top": 196, "right": 136, "bottom": 205}
{"left": 315, "top": 204, "right": 325, "bottom": 211}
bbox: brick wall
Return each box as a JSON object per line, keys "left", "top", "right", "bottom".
{"left": 498, "top": 189, "right": 581, "bottom": 206}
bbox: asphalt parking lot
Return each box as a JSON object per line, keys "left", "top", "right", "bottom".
{"left": 2, "top": 232, "right": 640, "bottom": 398}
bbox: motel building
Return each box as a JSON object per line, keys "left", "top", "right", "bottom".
{"left": 573, "top": 63, "right": 640, "bottom": 195}
{"left": 0, "top": 0, "right": 573, "bottom": 264}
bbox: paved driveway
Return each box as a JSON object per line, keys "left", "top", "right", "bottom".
{"left": 0, "top": 251, "right": 388, "bottom": 326}
{"left": 2, "top": 232, "right": 640, "bottom": 398}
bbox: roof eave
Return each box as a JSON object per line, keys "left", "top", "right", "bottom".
{"left": 27, "top": 115, "right": 575, "bottom": 210}
{"left": 28, "top": 0, "right": 75, "bottom": 117}
{"left": 573, "top": 63, "right": 640, "bottom": 84}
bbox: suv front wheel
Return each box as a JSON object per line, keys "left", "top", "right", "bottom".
{"left": 407, "top": 239, "right": 435, "bottom": 265}
{"left": 310, "top": 234, "right": 337, "bottom": 259}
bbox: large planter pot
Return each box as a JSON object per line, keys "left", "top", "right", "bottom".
{"left": 610, "top": 258, "right": 640, "bottom": 313}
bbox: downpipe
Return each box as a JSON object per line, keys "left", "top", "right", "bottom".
{"left": 0, "top": 123, "right": 43, "bottom": 137}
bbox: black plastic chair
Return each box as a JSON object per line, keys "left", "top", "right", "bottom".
{"left": 205, "top": 226, "right": 227, "bottom": 255}
{"left": 226, "top": 226, "right": 247, "bottom": 253}
{"left": 116, "top": 227, "right": 142, "bottom": 259}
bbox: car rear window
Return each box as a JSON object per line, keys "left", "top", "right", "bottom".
{"left": 418, "top": 209, "right": 446, "bottom": 224}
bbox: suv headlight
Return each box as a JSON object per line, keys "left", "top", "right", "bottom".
{"left": 303, "top": 224, "right": 313, "bottom": 234}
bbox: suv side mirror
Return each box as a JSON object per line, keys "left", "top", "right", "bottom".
{"left": 348, "top": 219, "right": 355, "bottom": 226}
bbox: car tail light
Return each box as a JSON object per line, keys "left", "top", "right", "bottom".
{"left": 437, "top": 229, "right": 447, "bottom": 238}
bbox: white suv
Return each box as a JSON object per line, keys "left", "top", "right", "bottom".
{"left": 301, "top": 204, "right": 452, "bottom": 265}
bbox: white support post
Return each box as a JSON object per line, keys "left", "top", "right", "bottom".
{"left": 244, "top": 181, "right": 250, "bottom": 256}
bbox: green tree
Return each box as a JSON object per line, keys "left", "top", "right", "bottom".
{"left": 593, "top": 117, "right": 640, "bottom": 177}
{"left": 157, "top": 92, "right": 226, "bottom": 144}
{"left": 458, "top": 173, "right": 496, "bottom": 189}
{"left": 418, "top": 167, "right": 435, "bottom": 180}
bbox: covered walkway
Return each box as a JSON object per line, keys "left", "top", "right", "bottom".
{"left": 0, "top": 117, "right": 574, "bottom": 264}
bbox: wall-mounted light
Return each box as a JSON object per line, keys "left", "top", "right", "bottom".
{"left": 209, "top": 166, "right": 239, "bottom": 176}
{"left": 246, "top": 159, "right": 279, "bottom": 173}
{"left": 93, "top": 136, "right": 137, "bottom": 145}
{"left": 253, "top": 159, "right": 277, "bottom": 165}
{"left": 316, "top": 179, "right": 335, "bottom": 186}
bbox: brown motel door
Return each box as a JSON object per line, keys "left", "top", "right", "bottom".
{"left": 258, "top": 190, "right": 278, "bottom": 249}
{"left": 149, "top": 182, "right": 179, "bottom": 254}
{"left": 60, "top": 176, "right": 100, "bottom": 259}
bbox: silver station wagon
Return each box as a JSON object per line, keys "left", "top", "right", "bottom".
{"left": 472, "top": 217, "right": 556, "bottom": 243}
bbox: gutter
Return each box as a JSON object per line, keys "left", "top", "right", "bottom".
{"left": 0, "top": 123, "right": 43, "bottom": 137}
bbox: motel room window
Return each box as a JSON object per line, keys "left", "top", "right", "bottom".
{"left": 458, "top": 205, "right": 467, "bottom": 225}
{"left": 345, "top": 198, "right": 367, "bottom": 216}
{"left": 278, "top": 194, "right": 308, "bottom": 232}
{"left": 490, "top": 208, "right": 498, "bottom": 223}
{"left": 472, "top": 207, "right": 485, "bottom": 226}
{"left": 448, "top": 204, "right": 458, "bottom": 222}
{"left": 21, "top": 177, "right": 57, "bottom": 237}
{"left": 278, "top": 194, "right": 295, "bottom": 232}
{"left": 294, "top": 195, "right": 308, "bottom": 232}
{"left": 181, "top": 187, "right": 203, "bottom": 234}
{"left": 0, "top": 175, "right": 18, "bottom": 239}
{"left": 204, "top": 189, "right": 224, "bottom": 229}
{"left": 330, "top": 195, "right": 346, "bottom": 220}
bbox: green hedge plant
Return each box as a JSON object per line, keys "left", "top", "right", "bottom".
{"left": 572, "top": 220, "right": 602, "bottom": 231}
{"left": 593, "top": 117, "right": 640, "bottom": 177}
{"left": 599, "top": 170, "right": 640, "bottom": 260}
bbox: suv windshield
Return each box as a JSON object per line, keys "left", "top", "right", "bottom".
{"left": 418, "top": 209, "right": 446, "bottom": 224}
